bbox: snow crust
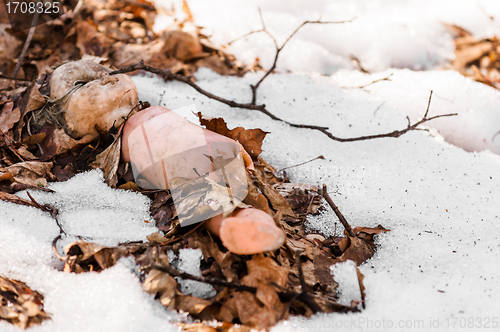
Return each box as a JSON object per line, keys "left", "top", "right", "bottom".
{"left": 1, "top": 0, "right": 500, "bottom": 331}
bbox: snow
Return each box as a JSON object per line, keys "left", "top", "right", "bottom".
{"left": 2, "top": 0, "right": 500, "bottom": 331}
{"left": 330, "top": 261, "right": 362, "bottom": 307}
{"left": 169, "top": 249, "right": 216, "bottom": 298}
{"left": 182, "top": 0, "right": 500, "bottom": 73}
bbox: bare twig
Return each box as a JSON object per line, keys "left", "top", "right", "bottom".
{"left": 321, "top": 184, "right": 355, "bottom": 237}
{"left": 146, "top": 261, "right": 343, "bottom": 314}
{"left": 52, "top": 235, "right": 65, "bottom": 260}
{"left": 341, "top": 73, "right": 394, "bottom": 89}
{"left": 295, "top": 251, "right": 322, "bottom": 313}
{"left": 277, "top": 155, "right": 325, "bottom": 174}
{"left": 26, "top": 191, "right": 67, "bottom": 259}
{"left": 493, "top": 130, "right": 500, "bottom": 142}
{"left": 12, "top": 5, "right": 40, "bottom": 79}
{"left": 227, "top": 8, "right": 267, "bottom": 45}
{"left": 113, "top": 62, "right": 454, "bottom": 143}
{"left": 250, "top": 18, "right": 356, "bottom": 104}
{"left": 147, "top": 262, "right": 258, "bottom": 293}
{"left": 349, "top": 55, "right": 369, "bottom": 73}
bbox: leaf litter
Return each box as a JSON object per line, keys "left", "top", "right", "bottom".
{"left": 0, "top": 1, "right": 391, "bottom": 330}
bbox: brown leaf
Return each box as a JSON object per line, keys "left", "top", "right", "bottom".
{"left": 197, "top": 112, "right": 232, "bottom": 137}
{"left": 313, "top": 251, "right": 338, "bottom": 295}
{"left": 0, "top": 161, "right": 54, "bottom": 188}
{"left": 355, "top": 266, "right": 366, "bottom": 308}
{"left": 229, "top": 127, "right": 268, "bottom": 159}
{"left": 89, "top": 137, "right": 121, "bottom": 187}
{"left": 0, "top": 276, "right": 50, "bottom": 329}
{"left": 217, "top": 254, "right": 288, "bottom": 329}
{"left": 25, "top": 86, "right": 46, "bottom": 114}
{"left": 175, "top": 294, "right": 212, "bottom": 315}
{"left": 63, "top": 241, "right": 140, "bottom": 272}
{"left": 0, "top": 191, "right": 38, "bottom": 208}
{"left": 161, "top": 30, "right": 208, "bottom": 62}
{"left": 180, "top": 323, "right": 217, "bottom": 332}
{"left": 336, "top": 236, "right": 375, "bottom": 266}
{"left": 118, "top": 182, "right": 141, "bottom": 191}
{"left": 22, "top": 133, "right": 46, "bottom": 146}
{"left": 52, "top": 128, "right": 96, "bottom": 156}
{"left": 197, "top": 112, "right": 269, "bottom": 159}
{"left": 143, "top": 269, "right": 177, "bottom": 307}
{"left": 52, "top": 164, "right": 75, "bottom": 182}
{"left": 247, "top": 168, "right": 295, "bottom": 217}
{"left": 242, "top": 171, "right": 275, "bottom": 216}
{"left": 76, "top": 20, "right": 111, "bottom": 57}
{"left": 454, "top": 42, "right": 493, "bottom": 69}
{"left": 0, "top": 102, "right": 20, "bottom": 133}
{"left": 352, "top": 225, "right": 390, "bottom": 250}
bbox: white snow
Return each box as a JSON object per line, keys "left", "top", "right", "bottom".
{"left": 1, "top": 0, "right": 500, "bottom": 331}
{"left": 169, "top": 249, "right": 216, "bottom": 298}
{"left": 331, "top": 261, "right": 362, "bottom": 307}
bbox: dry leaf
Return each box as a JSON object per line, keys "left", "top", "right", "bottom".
{"left": 197, "top": 112, "right": 269, "bottom": 159}
{"left": 89, "top": 137, "right": 121, "bottom": 187}
{"left": 218, "top": 255, "right": 288, "bottom": 329}
{"left": 0, "top": 102, "right": 20, "bottom": 133}
{"left": 25, "top": 86, "right": 46, "bottom": 114}
{"left": 352, "top": 225, "right": 390, "bottom": 250}
{"left": 0, "top": 161, "right": 54, "bottom": 188}
{"left": 143, "top": 269, "right": 177, "bottom": 307}
{"left": 0, "top": 276, "right": 50, "bottom": 329}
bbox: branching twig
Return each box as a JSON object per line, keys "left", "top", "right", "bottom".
{"left": 249, "top": 17, "right": 356, "bottom": 104}
{"left": 321, "top": 184, "right": 355, "bottom": 237}
{"left": 113, "top": 63, "right": 452, "bottom": 142}
{"left": 227, "top": 8, "right": 267, "bottom": 45}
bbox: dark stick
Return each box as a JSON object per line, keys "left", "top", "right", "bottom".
{"left": 12, "top": 5, "right": 40, "bottom": 79}
{"left": 146, "top": 261, "right": 336, "bottom": 314}
{"left": 321, "top": 184, "right": 355, "bottom": 237}
{"left": 148, "top": 263, "right": 258, "bottom": 293}
{"left": 295, "top": 251, "right": 322, "bottom": 313}
{"left": 26, "top": 191, "right": 67, "bottom": 260}
{"left": 112, "top": 62, "right": 454, "bottom": 143}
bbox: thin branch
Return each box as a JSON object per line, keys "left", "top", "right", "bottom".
{"left": 12, "top": 6, "right": 40, "bottom": 79}
{"left": 321, "top": 184, "right": 355, "bottom": 237}
{"left": 113, "top": 63, "right": 454, "bottom": 143}
{"left": 26, "top": 191, "right": 67, "bottom": 260}
{"left": 251, "top": 18, "right": 356, "bottom": 104}
{"left": 277, "top": 155, "right": 325, "bottom": 174}
{"left": 341, "top": 73, "right": 394, "bottom": 89}
{"left": 227, "top": 8, "right": 269, "bottom": 46}
{"left": 147, "top": 262, "right": 258, "bottom": 293}
{"left": 145, "top": 261, "right": 343, "bottom": 314}
{"left": 295, "top": 251, "right": 322, "bottom": 313}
